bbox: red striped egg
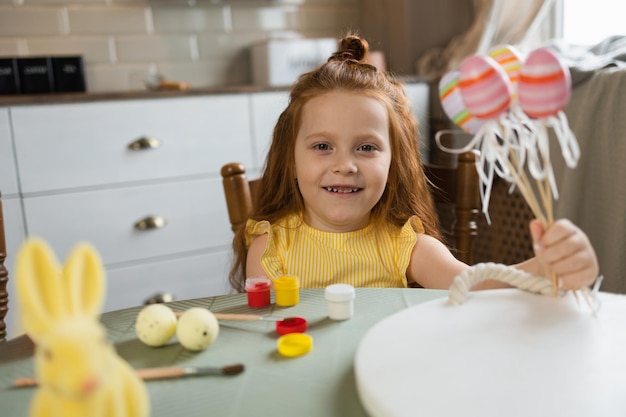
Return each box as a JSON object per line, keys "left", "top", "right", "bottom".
{"left": 438, "top": 70, "right": 485, "bottom": 134}
{"left": 518, "top": 48, "right": 571, "bottom": 118}
{"left": 488, "top": 44, "right": 523, "bottom": 100}
{"left": 459, "top": 54, "right": 512, "bottom": 120}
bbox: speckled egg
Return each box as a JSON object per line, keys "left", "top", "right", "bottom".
{"left": 518, "top": 47, "right": 571, "bottom": 118}
{"left": 135, "top": 304, "right": 178, "bottom": 347}
{"left": 176, "top": 308, "right": 219, "bottom": 351}
{"left": 488, "top": 44, "right": 524, "bottom": 100}
{"left": 439, "top": 70, "right": 485, "bottom": 134}
{"left": 459, "top": 54, "right": 512, "bottom": 120}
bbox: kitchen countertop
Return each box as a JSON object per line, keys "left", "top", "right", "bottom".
{"left": 0, "top": 76, "right": 426, "bottom": 107}
{"left": 0, "top": 84, "right": 290, "bottom": 107}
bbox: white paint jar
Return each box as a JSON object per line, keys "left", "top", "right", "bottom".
{"left": 325, "top": 284, "right": 356, "bottom": 320}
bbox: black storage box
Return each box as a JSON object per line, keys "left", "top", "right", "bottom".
{"left": 0, "top": 58, "right": 20, "bottom": 95}
{"left": 52, "top": 56, "right": 86, "bottom": 93}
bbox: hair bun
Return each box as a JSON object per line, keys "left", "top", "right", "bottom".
{"left": 332, "top": 34, "right": 369, "bottom": 63}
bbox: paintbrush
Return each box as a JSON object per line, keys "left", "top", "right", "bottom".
{"left": 213, "top": 313, "right": 297, "bottom": 322}
{"left": 174, "top": 311, "right": 296, "bottom": 323}
{"left": 13, "top": 363, "right": 244, "bottom": 388}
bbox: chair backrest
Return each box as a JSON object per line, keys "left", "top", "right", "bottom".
{"left": 0, "top": 191, "right": 8, "bottom": 341}
{"left": 221, "top": 150, "right": 481, "bottom": 265}
{"left": 472, "top": 176, "right": 535, "bottom": 265}
{"left": 423, "top": 150, "right": 480, "bottom": 264}
{"left": 221, "top": 163, "right": 261, "bottom": 233}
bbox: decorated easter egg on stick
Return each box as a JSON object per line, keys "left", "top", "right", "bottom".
{"left": 488, "top": 44, "right": 524, "bottom": 100}
{"left": 438, "top": 70, "right": 485, "bottom": 134}
{"left": 459, "top": 54, "right": 513, "bottom": 120}
{"left": 518, "top": 47, "right": 572, "bottom": 118}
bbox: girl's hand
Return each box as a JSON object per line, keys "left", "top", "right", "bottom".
{"left": 529, "top": 219, "right": 599, "bottom": 290}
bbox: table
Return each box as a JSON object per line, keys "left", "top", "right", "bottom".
{"left": 0, "top": 288, "right": 447, "bottom": 417}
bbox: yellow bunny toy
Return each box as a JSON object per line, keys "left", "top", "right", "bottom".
{"left": 15, "top": 238, "right": 150, "bottom": 417}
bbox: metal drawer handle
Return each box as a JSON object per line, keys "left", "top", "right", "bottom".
{"left": 134, "top": 215, "right": 167, "bottom": 231}
{"left": 127, "top": 136, "right": 161, "bottom": 151}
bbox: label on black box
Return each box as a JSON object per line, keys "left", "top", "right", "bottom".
{"left": 17, "top": 57, "right": 54, "bottom": 94}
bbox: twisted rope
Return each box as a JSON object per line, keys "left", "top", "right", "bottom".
{"left": 448, "top": 262, "right": 558, "bottom": 305}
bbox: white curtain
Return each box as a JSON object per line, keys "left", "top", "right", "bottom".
{"left": 417, "top": 0, "right": 557, "bottom": 80}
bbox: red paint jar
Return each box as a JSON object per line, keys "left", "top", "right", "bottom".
{"left": 245, "top": 277, "right": 272, "bottom": 308}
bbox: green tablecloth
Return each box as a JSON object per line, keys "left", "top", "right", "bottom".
{"left": 0, "top": 288, "right": 447, "bottom": 417}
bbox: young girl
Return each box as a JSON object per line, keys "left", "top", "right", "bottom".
{"left": 228, "top": 34, "right": 599, "bottom": 293}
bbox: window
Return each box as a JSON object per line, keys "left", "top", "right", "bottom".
{"left": 562, "top": 0, "right": 625, "bottom": 45}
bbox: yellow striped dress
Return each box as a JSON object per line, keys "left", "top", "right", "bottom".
{"left": 244, "top": 213, "right": 425, "bottom": 288}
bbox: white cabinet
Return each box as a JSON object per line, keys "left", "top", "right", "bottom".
{"left": 404, "top": 82, "right": 430, "bottom": 162}
{"left": 249, "top": 91, "right": 289, "bottom": 172}
{"left": 1, "top": 107, "right": 26, "bottom": 339}
{"left": 4, "top": 93, "right": 257, "bottom": 339}
{"left": 0, "top": 108, "right": 19, "bottom": 197}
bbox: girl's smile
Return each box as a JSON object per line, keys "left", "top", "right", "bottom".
{"left": 294, "top": 91, "right": 391, "bottom": 232}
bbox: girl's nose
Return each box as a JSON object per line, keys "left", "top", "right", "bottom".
{"left": 332, "top": 152, "right": 358, "bottom": 174}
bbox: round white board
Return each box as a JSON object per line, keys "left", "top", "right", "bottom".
{"left": 355, "top": 289, "right": 626, "bottom": 417}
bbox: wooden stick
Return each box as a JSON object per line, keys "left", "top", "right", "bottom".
{"left": 173, "top": 312, "right": 278, "bottom": 321}
{"left": 13, "top": 364, "right": 245, "bottom": 388}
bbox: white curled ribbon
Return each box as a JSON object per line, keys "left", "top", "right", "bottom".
{"left": 435, "top": 115, "right": 519, "bottom": 224}
{"left": 546, "top": 111, "right": 580, "bottom": 169}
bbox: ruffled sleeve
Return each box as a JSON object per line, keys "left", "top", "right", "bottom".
{"left": 244, "top": 219, "right": 285, "bottom": 280}
{"left": 244, "top": 219, "right": 270, "bottom": 247}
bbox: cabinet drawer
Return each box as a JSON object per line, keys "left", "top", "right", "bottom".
{"left": 22, "top": 177, "right": 233, "bottom": 266}
{"left": 12, "top": 95, "right": 254, "bottom": 193}
{"left": 250, "top": 91, "right": 288, "bottom": 169}
{"left": 0, "top": 108, "right": 19, "bottom": 196}
{"left": 4, "top": 196, "right": 26, "bottom": 339}
{"left": 104, "top": 249, "right": 233, "bottom": 313}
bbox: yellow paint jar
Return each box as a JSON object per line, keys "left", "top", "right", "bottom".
{"left": 274, "top": 275, "right": 300, "bottom": 307}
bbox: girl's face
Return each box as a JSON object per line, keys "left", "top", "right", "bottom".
{"left": 294, "top": 91, "right": 392, "bottom": 232}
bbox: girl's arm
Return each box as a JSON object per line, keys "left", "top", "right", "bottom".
{"left": 409, "top": 218, "right": 599, "bottom": 292}
{"left": 407, "top": 233, "right": 469, "bottom": 289}
{"left": 246, "top": 233, "right": 269, "bottom": 278}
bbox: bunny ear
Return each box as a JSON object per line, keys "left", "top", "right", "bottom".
{"left": 62, "top": 243, "right": 105, "bottom": 318}
{"left": 15, "top": 238, "right": 66, "bottom": 338}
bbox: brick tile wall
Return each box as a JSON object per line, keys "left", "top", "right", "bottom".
{"left": 0, "top": 0, "right": 359, "bottom": 92}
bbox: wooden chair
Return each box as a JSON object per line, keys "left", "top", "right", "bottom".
{"left": 423, "top": 150, "right": 480, "bottom": 264}
{"left": 0, "top": 191, "right": 9, "bottom": 341}
{"left": 221, "top": 150, "right": 481, "bottom": 265}
{"left": 472, "top": 177, "right": 535, "bottom": 265}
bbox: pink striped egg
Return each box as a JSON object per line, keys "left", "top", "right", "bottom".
{"left": 438, "top": 70, "right": 484, "bottom": 134}
{"left": 459, "top": 54, "right": 512, "bottom": 120}
{"left": 518, "top": 47, "right": 571, "bottom": 118}
{"left": 488, "top": 44, "right": 523, "bottom": 100}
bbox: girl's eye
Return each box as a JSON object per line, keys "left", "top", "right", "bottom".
{"left": 358, "top": 144, "right": 376, "bottom": 152}
{"left": 313, "top": 143, "right": 331, "bottom": 151}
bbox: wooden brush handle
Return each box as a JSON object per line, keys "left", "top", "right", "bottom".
{"left": 174, "top": 311, "right": 263, "bottom": 321}
{"left": 213, "top": 313, "right": 262, "bottom": 321}
{"left": 136, "top": 366, "right": 185, "bottom": 380}
{"left": 13, "top": 377, "right": 37, "bottom": 388}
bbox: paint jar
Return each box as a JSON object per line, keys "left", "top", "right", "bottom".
{"left": 245, "top": 277, "right": 272, "bottom": 308}
{"left": 274, "top": 275, "right": 300, "bottom": 307}
{"left": 325, "top": 284, "right": 355, "bottom": 320}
